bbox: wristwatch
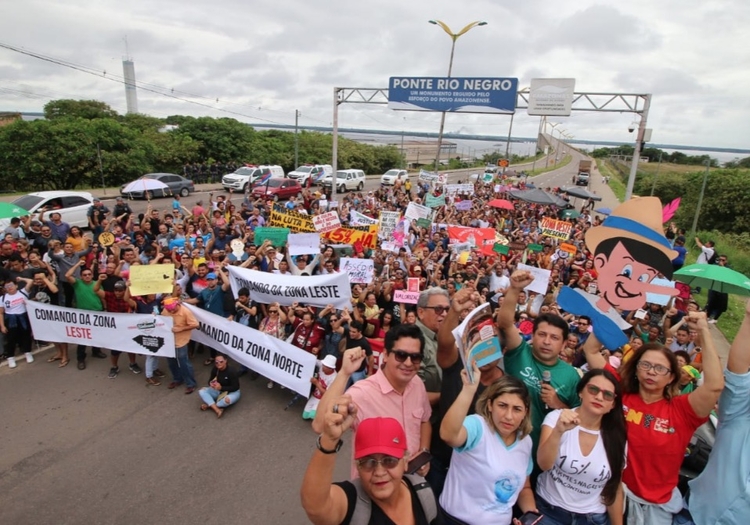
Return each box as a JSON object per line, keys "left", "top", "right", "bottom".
{"left": 316, "top": 435, "right": 343, "bottom": 454}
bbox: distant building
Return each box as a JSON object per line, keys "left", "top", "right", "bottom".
{"left": 0, "top": 112, "right": 22, "bottom": 127}
{"left": 388, "top": 140, "right": 457, "bottom": 168}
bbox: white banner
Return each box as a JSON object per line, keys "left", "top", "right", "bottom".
{"left": 227, "top": 266, "right": 352, "bottom": 310}
{"left": 340, "top": 257, "right": 374, "bottom": 284}
{"left": 378, "top": 210, "right": 401, "bottom": 240}
{"left": 405, "top": 202, "right": 431, "bottom": 221}
{"left": 517, "top": 263, "right": 552, "bottom": 296}
{"left": 185, "top": 305, "right": 316, "bottom": 397}
{"left": 418, "top": 169, "right": 439, "bottom": 182}
{"left": 445, "top": 184, "right": 474, "bottom": 195}
{"left": 350, "top": 210, "right": 378, "bottom": 226}
{"left": 288, "top": 232, "right": 321, "bottom": 256}
{"left": 26, "top": 301, "right": 175, "bottom": 357}
{"left": 313, "top": 211, "right": 341, "bottom": 233}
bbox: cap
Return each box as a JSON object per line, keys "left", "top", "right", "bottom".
{"left": 321, "top": 355, "right": 337, "bottom": 369}
{"left": 116, "top": 196, "right": 124, "bottom": 201}
{"left": 354, "top": 417, "right": 407, "bottom": 459}
{"left": 113, "top": 280, "right": 127, "bottom": 290}
{"left": 93, "top": 197, "right": 101, "bottom": 203}
{"left": 682, "top": 365, "right": 701, "bottom": 380}
{"left": 206, "top": 272, "right": 217, "bottom": 279}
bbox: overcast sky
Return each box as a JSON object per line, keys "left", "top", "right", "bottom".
{"left": 1, "top": 0, "right": 748, "bottom": 151}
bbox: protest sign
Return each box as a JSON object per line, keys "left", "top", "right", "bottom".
{"left": 185, "top": 305, "right": 316, "bottom": 397}
{"left": 540, "top": 217, "right": 572, "bottom": 240}
{"left": 425, "top": 193, "right": 446, "bottom": 208}
{"left": 458, "top": 252, "right": 470, "bottom": 264}
{"left": 416, "top": 218, "right": 432, "bottom": 230}
{"left": 378, "top": 211, "right": 400, "bottom": 240}
{"left": 380, "top": 241, "right": 398, "bottom": 253}
{"left": 287, "top": 233, "right": 321, "bottom": 256}
{"left": 447, "top": 226, "right": 496, "bottom": 248}
{"left": 559, "top": 242, "right": 578, "bottom": 255}
{"left": 454, "top": 200, "right": 472, "bottom": 211}
{"left": 98, "top": 232, "right": 115, "bottom": 247}
{"left": 227, "top": 266, "right": 352, "bottom": 310}
{"left": 452, "top": 303, "right": 502, "bottom": 382}
{"left": 493, "top": 243, "right": 510, "bottom": 255}
{"left": 418, "top": 169, "right": 439, "bottom": 183}
{"left": 269, "top": 206, "right": 316, "bottom": 233}
{"left": 323, "top": 225, "right": 378, "bottom": 250}
{"left": 646, "top": 277, "right": 676, "bottom": 306}
{"left": 527, "top": 243, "right": 544, "bottom": 252}
{"left": 26, "top": 302, "right": 175, "bottom": 357}
{"left": 129, "top": 263, "right": 175, "bottom": 296}
{"left": 405, "top": 202, "right": 431, "bottom": 221}
{"left": 350, "top": 210, "right": 378, "bottom": 226}
{"left": 394, "top": 278, "right": 420, "bottom": 304}
{"left": 254, "top": 227, "right": 290, "bottom": 247}
{"left": 329, "top": 201, "right": 338, "bottom": 208}
{"left": 313, "top": 211, "right": 341, "bottom": 234}
{"left": 445, "top": 184, "right": 474, "bottom": 195}
{"left": 340, "top": 257, "right": 374, "bottom": 284}
{"left": 517, "top": 263, "right": 552, "bottom": 296}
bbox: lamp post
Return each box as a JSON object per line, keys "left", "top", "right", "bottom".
{"left": 429, "top": 19, "right": 488, "bottom": 172}
{"left": 546, "top": 122, "right": 559, "bottom": 168}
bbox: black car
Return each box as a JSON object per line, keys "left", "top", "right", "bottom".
{"left": 120, "top": 173, "right": 196, "bottom": 199}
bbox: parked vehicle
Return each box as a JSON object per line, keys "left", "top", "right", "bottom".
{"left": 222, "top": 165, "right": 284, "bottom": 192}
{"left": 576, "top": 160, "right": 592, "bottom": 186}
{"left": 287, "top": 164, "right": 333, "bottom": 186}
{"left": 2, "top": 191, "right": 94, "bottom": 230}
{"left": 251, "top": 178, "right": 302, "bottom": 201}
{"left": 120, "top": 173, "right": 195, "bottom": 199}
{"left": 322, "top": 169, "right": 366, "bottom": 193}
{"left": 380, "top": 169, "right": 408, "bottom": 186}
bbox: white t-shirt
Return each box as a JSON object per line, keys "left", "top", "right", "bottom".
{"left": 440, "top": 414, "right": 533, "bottom": 524}
{"left": 2, "top": 290, "right": 29, "bottom": 315}
{"left": 697, "top": 246, "right": 715, "bottom": 264}
{"left": 535, "top": 409, "right": 614, "bottom": 514}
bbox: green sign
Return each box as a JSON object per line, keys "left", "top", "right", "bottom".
{"left": 425, "top": 193, "right": 446, "bottom": 208}
{"left": 416, "top": 218, "right": 432, "bottom": 230}
{"left": 527, "top": 243, "right": 544, "bottom": 252}
{"left": 493, "top": 243, "right": 510, "bottom": 255}
{"left": 254, "top": 227, "right": 290, "bottom": 247}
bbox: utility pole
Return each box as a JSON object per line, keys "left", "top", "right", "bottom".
{"left": 624, "top": 94, "right": 651, "bottom": 200}
{"left": 690, "top": 158, "right": 711, "bottom": 238}
{"left": 96, "top": 143, "right": 106, "bottom": 194}
{"left": 294, "top": 109, "right": 300, "bottom": 169}
{"left": 504, "top": 112, "right": 515, "bottom": 165}
{"left": 649, "top": 150, "right": 663, "bottom": 196}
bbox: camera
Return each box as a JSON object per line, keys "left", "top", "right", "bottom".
{"left": 628, "top": 124, "right": 636, "bottom": 133}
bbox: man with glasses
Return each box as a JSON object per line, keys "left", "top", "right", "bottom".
{"left": 64, "top": 259, "right": 107, "bottom": 370}
{"left": 570, "top": 315, "right": 592, "bottom": 348}
{"left": 313, "top": 323, "right": 432, "bottom": 479}
{"left": 416, "top": 288, "right": 450, "bottom": 407}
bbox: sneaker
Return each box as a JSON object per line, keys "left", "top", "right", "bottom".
{"left": 25, "top": 352, "right": 34, "bottom": 364}
{"left": 708, "top": 319, "right": 718, "bottom": 324}
{"left": 7, "top": 356, "right": 17, "bottom": 369}
{"left": 91, "top": 350, "right": 107, "bottom": 359}
{"left": 267, "top": 381, "right": 274, "bottom": 389}
{"left": 145, "top": 377, "right": 161, "bottom": 386}
{"left": 153, "top": 369, "right": 166, "bottom": 378}
{"left": 129, "top": 363, "right": 142, "bottom": 375}
{"left": 108, "top": 367, "right": 119, "bottom": 379}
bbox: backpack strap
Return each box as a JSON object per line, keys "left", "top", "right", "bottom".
{"left": 350, "top": 478, "right": 372, "bottom": 525}
{"left": 349, "top": 474, "right": 438, "bottom": 525}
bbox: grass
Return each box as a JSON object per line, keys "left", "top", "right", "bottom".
{"left": 595, "top": 159, "right": 626, "bottom": 202}
{"left": 527, "top": 153, "right": 573, "bottom": 177}
{"left": 636, "top": 161, "right": 718, "bottom": 175}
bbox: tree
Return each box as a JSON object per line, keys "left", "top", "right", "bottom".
{"left": 172, "top": 116, "right": 256, "bottom": 162}
{"left": 43, "top": 99, "right": 119, "bottom": 120}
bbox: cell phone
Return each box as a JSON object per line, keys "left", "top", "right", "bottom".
{"left": 518, "top": 511, "right": 543, "bottom": 525}
{"left": 406, "top": 451, "right": 432, "bottom": 474}
{"left": 634, "top": 308, "right": 648, "bottom": 320}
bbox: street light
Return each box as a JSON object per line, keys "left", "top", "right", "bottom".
{"left": 429, "top": 19, "right": 488, "bottom": 171}
{"left": 546, "top": 122, "right": 560, "bottom": 167}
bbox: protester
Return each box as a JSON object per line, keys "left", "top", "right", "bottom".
{"left": 199, "top": 354, "right": 240, "bottom": 418}
{"left": 0, "top": 279, "right": 33, "bottom": 369}
{"left": 160, "top": 296, "right": 199, "bottom": 394}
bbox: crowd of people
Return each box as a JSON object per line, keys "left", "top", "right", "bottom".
{"left": 0, "top": 172, "right": 746, "bottom": 525}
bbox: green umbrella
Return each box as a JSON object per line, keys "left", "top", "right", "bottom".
{"left": 674, "top": 263, "right": 750, "bottom": 296}
{"left": 0, "top": 202, "right": 30, "bottom": 219}
{"left": 561, "top": 209, "right": 580, "bottom": 219}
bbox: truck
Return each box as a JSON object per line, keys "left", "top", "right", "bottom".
{"left": 575, "top": 160, "right": 592, "bottom": 186}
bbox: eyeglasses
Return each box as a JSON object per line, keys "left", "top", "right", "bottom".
{"left": 391, "top": 350, "right": 424, "bottom": 364}
{"left": 356, "top": 455, "right": 401, "bottom": 472}
{"left": 215, "top": 360, "right": 226, "bottom": 365}
{"left": 269, "top": 310, "right": 278, "bottom": 314}
{"left": 637, "top": 360, "right": 671, "bottom": 376}
{"left": 585, "top": 384, "right": 616, "bottom": 401}
{"left": 423, "top": 305, "right": 450, "bottom": 315}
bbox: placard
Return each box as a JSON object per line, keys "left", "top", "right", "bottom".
{"left": 378, "top": 211, "right": 400, "bottom": 240}
{"left": 418, "top": 169, "right": 439, "bottom": 183}
{"left": 540, "top": 217, "right": 572, "bottom": 240}
{"left": 455, "top": 200, "right": 472, "bottom": 211}
{"left": 445, "top": 184, "right": 474, "bottom": 195}
{"left": 340, "top": 258, "right": 374, "bottom": 284}
{"left": 405, "top": 202, "right": 431, "bottom": 221}
{"left": 416, "top": 218, "right": 432, "bottom": 230}
{"left": 313, "top": 211, "right": 341, "bottom": 233}
{"left": 269, "top": 206, "right": 316, "bottom": 233}
{"left": 254, "top": 227, "right": 290, "bottom": 247}
{"left": 129, "top": 263, "right": 175, "bottom": 296}
{"left": 425, "top": 193, "right": 446, "bottom": 208}
{"left": 517, "top": 263, "right": 552, "bottom": 296}
{"left": 287, "top": 233, "right": 321, "bottom": 256}
{"left": 350, "top": 210, "right": 378, "bottom": 226}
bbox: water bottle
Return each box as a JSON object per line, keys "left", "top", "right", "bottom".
{"left": 152, "top": 305, "right": 160, "bottom": 316}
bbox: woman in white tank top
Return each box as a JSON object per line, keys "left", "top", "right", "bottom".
{"left": 535, "top": 369, "right": 627, "bottom": 525}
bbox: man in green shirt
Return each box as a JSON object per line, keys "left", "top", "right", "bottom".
{"left": 497, "top": 269, "right": 581, "bottom": 468}
{"left": 66, "top": 259, "right": 106, "bottom": 370}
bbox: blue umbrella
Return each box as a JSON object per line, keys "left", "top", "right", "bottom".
{"left": 594, "top": 207, "right": 612, "bottom": 215}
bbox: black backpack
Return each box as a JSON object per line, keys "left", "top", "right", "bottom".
{"left": 707, "top": 250, "right": 719, "bottom": 265}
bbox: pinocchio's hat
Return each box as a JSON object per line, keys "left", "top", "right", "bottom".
{"left": 585, "top": 197, "right": 677, "bottom": 260}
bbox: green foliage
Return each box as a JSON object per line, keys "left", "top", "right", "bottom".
{"left": 171, "top": 116, "right": 256, "bottom": 162}
{"left": 43, "top": 99, "right": 119, "bottom": 120}
{"left": 724, "top": 156, "right": 750, "bottom": 168}
{"left": 591, "top": 145, "right": 718, "bottom": 166}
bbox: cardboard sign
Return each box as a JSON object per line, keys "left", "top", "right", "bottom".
{"left": 378, "top": 211, "right": 401, "bottom": 240}
{"left": 646, "top": 278, "right": 676, "bottom": 306}
{"left": 313, "top": 211, "right": 341, "bottom": 234}
{"left": 527, "top": 243, "right": 544, "bottom": 252}
{"left": 509, "top": 241, "right": 527, "bottom": 251}
{"left": 254, "top": 227, "right": 290, "bottom": 247}
{"left": 418, "top": 169, "right": 439, "bottom": 183}
{"left": 340, "top": 257, "right": 374, "bottom": 284}
{"left": 129, "top": 263, "right": 175, "bottom": 296}
{"left": 287, "top": 233, "right": 321, "bottom": 256}
{"left": 425, "top": 193, "right": 446, "bottom": 208}
{"left": 559, "top": 242, "right": 578, "bottom": 255}
{"left": 455, "top": 200, "right": 472, "bottom": 211}
{"left": 493, "top": 243, "right": 510, "bottom": 255}
{"left": 540, "top": 217, "right": 572, "bottom": 240}
{"left": 445, "top": 184, "right": 474, "bottom": 195}
{"left": 269, "top": 206, "right": 316, "bottom": 233}
{"left": 405, "top": 202, "right": 431, "bottom": 221}
{"left": 98, "top": 232, "right": 115, "bottom": 247}
{"left": 517, "top": 263, "right": 552, "bottom": 296}
{"left": 394, "top": 278, "right": 421, "bottom": 304}
{"left": 350, "top": 210, "right": 378, "bottom": 226}
{"left": 416, "top": 218, "right": 432, "bottom": 230}
{"left": 323, "top": 226, "right": 378, "bottom": 250}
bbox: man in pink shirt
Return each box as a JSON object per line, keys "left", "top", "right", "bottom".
{"left": 312, "top": 323, "right": 432, "bottom": 478}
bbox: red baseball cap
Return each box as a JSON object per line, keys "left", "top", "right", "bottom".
{"left": 354, "top": 417, "right": 407, "bottom": 459}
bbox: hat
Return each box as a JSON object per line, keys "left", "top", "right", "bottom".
{"left": 682, "top": 365, "right": 701, "bottom": 380}
{"left": 163, "top": 296, "right": 180, "bottom": 311}
{"left": 313, "top": 191, "right": 321, "bottom": 197}
{"left": 206, "top": 272, "right": 218, "bottom": 279}
{"left": 584, "top": 197, "right": 678, "bottom": 260}
{"left": 113, "top": 280, "right": 127, "bottom": 290}
{"left": 354, "top": 417, "right": 407, "bottom": 460}
{"left": 320, "top": 355, "right": 337, "bottom": 369}
{"left": 93, "top": 197, "right": 101, "bottom": 203}
{"left": 116, "top": 196, "right": 124, "bottom": 201}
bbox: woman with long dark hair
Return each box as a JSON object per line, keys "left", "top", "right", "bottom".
{"left": 535, "top": 369, "right": 626, "bottom": 524}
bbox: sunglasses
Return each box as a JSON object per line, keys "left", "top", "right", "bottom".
{"left": 356, "top": 456, "right": 401, "bottom": 472}
{"left": 585, "top": 383, "right": 617, "bottom": 402}
{"left": 390, "top": 350, "right": 424, "bottom": 364}
{"left": 423, "top": 306, "right": 450, "bottom": 315}
{"left": 269, "top": 310, "right": 278, "bottom": 314}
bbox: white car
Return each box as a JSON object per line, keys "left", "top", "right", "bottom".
{"left": 222, "top": 165, "right": 284, "bottom": 192}
{"left": 322, "top": 169, "right": 366, "bottom": 193}
{"left": 380, "top": 169, "right": 408, "bottom": 186}
{"left": 287, "top": 164, "right": 333, "bottom": 186}
{"left": 2, "top": 191, "right": 94, "bottom": 230}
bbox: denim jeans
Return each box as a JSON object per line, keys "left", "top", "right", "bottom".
{"left": 145, "top": 355, "right": 159, "bottom": 378}
{"left": 199, "top": 387, "right": 241, "bottom": 408}
{"left": 536, "top": 496, "right": 610, "bottom": 525}
{"left": 167, "top": 344, "right": 196, "bottom": 388}
{"left": 346, "top": 369, "right": 367, "bottom": 389}
{"left": 76, "top": 345, "right": 102, "bottom": 362}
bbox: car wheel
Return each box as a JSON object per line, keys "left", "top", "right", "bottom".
{"left": 297, "top": 192, "right": 303, "bottom": 199}
{"left": 243, "top": 183, "right": 249, "bottom": 193}
{"left": 273, "top": 194, "right": 279, "bottom": 202}
{"left": 180, "top": 187, "right": 190, "bottom": 197}
{"left": 338, "top": 185, "right": 345, "bottom": 194}
{"left": 145, "top": 190, "right": 154, "bottom": 200}
{"left": 358, "top": 182, "right": 363, "bottom": 191}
